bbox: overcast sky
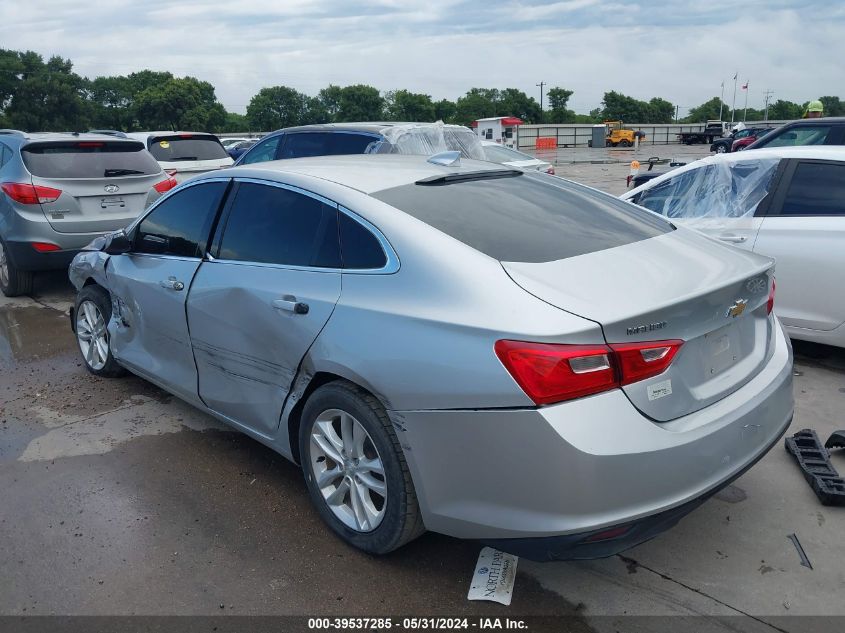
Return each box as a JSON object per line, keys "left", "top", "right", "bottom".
{"left": 1, "top": 0, "right": 842, "bottom": 116}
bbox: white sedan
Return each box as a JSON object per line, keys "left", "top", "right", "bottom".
{"left": 481, "top": 140, "right": 555, "bottom": 174}
{"left": 622, "top": 146, "right": 845, "bottom": 348}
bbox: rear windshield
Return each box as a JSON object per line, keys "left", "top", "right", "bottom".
{"left": 147, "top": 135, "right": 229, "bottom": 161}
{"left": 22, "top": 141, "right": 162, "bottom": 179}
{"left": 371, "top": 172, "right": 671, "bottom": 263}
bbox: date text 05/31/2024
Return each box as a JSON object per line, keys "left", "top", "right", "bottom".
{"left": 307, "top": 617, "right": 528, "bottom": 629}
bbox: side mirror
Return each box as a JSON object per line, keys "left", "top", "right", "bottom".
{"left": 104, "top": 230, "right": 132, "bottom": 255}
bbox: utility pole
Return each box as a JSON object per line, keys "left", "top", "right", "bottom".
{"left": 743, "top": 80, "right": 749, "bottom": 122}
{"left": 675, "top": 105, "right": 679, "bottom": 122}
{"left": 763, "top": 89, "right": 775, "bottom": 121}
{"left": 719, "top": 81, "right": 725, "bottom": 121}
{"left": 731, "top": 72, "right": 738, "bottom": 124}
{"left": 536, "top": 81, "right": 545, "bottom": 113}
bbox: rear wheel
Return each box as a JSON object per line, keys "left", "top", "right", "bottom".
{"left": 620, "top": 140, "right": 632, "bottom": 147}
{"left": 300, "top": 381, "right": 424, "bottom": 554}
{"left": 0, "top": 238, "right": 34, "bottom": 297}
{"left": 74, "top": 285, "right": 125, "bottom": 377}
{"left": 715, "top": 145, "right": 727, "bottom": 153}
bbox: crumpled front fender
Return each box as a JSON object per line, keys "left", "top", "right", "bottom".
{"left": 68, "top": 250, "right": 111, "bottom": 291}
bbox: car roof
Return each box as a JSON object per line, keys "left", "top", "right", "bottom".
{"left": 209, "top": 153, "right": 511, "bottom": 194}
{"left": 261, "top": 122, "right": 474, "bottom": 138}
{"left": 127, "top": 131, "right": 220, "bottom": 139}
{"left": 775, "top": 117, "right": 845, "bottom": 127}
{"left": 623, "top": 146, "right": 845, "bottom": 197}
{"left": 0, "top": 130, "right": 137, "bottom": 145}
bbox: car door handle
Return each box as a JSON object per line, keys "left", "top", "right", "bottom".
{"left": 159, "top": 277, "right": 185, "bottom": 291}
{"left": 272, "top": 297, "right": 309, "bottom": 315}
{"left": 718, "top": 234, "right": 747, "bottom": 243}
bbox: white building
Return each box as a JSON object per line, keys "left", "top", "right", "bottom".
{"left": 471, "top": 116, "right": 524, "bottom": 148}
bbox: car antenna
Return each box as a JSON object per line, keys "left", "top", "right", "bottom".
{"left": 427, "top": 151, "right": 461, "bottom": 166}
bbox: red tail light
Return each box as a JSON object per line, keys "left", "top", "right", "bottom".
{"left": 31, "top": 242, "right": 61, "bottom": 252}
{"left": 77, "top": 142, "right": 104, "bottom": 148}
{"left": 153, "top": 176, "right": 178, "bottom": 193}
{"left": 1, "top": 182, "right": 62, "bottom": 204}
{"left": 608, "top": 340, "right": 684, "bottom": 385}
{"left": 767, "top": 278, "right": 776, "bottom": 315}
{"left": 178, "top": 133, "right": 193, "bottom": 139}
{"left": 495, "top": 339, "right": 684, "bottom": 405}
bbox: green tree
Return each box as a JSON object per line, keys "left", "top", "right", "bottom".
{"left": 222, "top": 111, "right": 249, "bottom": 132}
{"left": 336, "top": 84, "right": 384, "bottom": 121}
{"left": 546, "top": 87, "right": 575, "bottom": 123}
{"left": 647, "top": 97, "right": 675, "bottom": 123}
{"left": 600, "top": 91, "right": 648, "bottom": 122}
{"left": 134, "top": 76, "right": 226, "bottom": 131}
{"left": 497, "top": 88, "right": 541, "bottom": 123}
{"left": 246, "top": 85, "right": 311, "bottom": 131}
{"left": 684, "top": 97, "right": 730, "bottom": 123}
{"left": 384, "top": 89, "right": 436, "bottom": 121}
{"left": 433, "top": 98, "right": 457, "bottom": 123}
{"left": 6, "top": 55, "right": 88, "bottom": 131}
{"left": 317, "top": 84, "right": 343, "bottom": 122}
{"left": 454, "top": 88, "right": 499, "bottom": 126}
{"left": 819, "top": 96, "right": 844, "bottom": 117}
{"left": 767, "top": 99, "right": 802, "bottom": 120}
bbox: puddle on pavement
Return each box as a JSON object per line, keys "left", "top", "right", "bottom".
{"left": 0, "top": 306, "right": 76, "bottom": 364}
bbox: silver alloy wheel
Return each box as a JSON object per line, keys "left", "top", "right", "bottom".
{"left": 76, "top": 300, "right": 109, "bottom": 371}
{"left": 309, "top": 408, "right": 387, "bottom": 532}
{"left": 0, "top": 241, "right": 9, "bottom": 288}
{"left": 716, "top": 145, "right": 727, "bottom": 153}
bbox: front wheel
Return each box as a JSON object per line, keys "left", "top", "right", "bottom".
{"left": 715, "top": 145, "right": 727, "bottom": 153}
{"left": 74, "top": 285, "right": 126, "bottom": 377}
{"left": 300, "top": 381, "right": 424, "bottom": 554}
{"left": 620, "top": 140, "right": 632, "bottom": 147}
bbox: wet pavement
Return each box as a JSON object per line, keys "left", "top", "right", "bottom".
{"left": 2, "top": 165, "right": 845, "bottom": 630}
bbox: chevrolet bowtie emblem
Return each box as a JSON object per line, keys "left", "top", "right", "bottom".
{"left": 726, "top": 299, "right": 748, "bottom": 318}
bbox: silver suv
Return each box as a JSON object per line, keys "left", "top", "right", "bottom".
{"left": 0, "top": 130, "right": 173, "bottom": 296}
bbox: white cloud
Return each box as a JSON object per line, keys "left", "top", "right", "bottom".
{"left": 0, "top": 1, "right": 841, "bottom": 116}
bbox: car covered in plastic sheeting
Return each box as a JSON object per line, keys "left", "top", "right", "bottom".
{"left": 622, "top": 146, "right": 845, "bottom": 348}
{"left": 234, "top": 121, "right": 485, "bottom": 167}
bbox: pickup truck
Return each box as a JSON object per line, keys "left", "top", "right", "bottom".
{"left": 678, "top": 120, "right": 730, "bottom": 145}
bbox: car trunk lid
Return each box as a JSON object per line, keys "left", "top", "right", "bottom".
{"left": 146, "top": 134, "right": 233, "bottom": 183}
{"left": 22, "top": 140, "right": 164, "bottom": 234}
{"left": 502, "top": 229, "right": 776, "bottom": 421}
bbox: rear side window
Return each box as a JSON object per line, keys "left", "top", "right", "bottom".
{"left": 340, "top": 213, "right": 387, "bottom": 269}
{"left": 0, "top": 143, "right": 11, "bottom": 168}
{"left": 780, "top": 162, "right": 845, "bottom": 217}
{"left": 147, "top": 135, "right": 229, "bottom": 161}
{"left": 135, "top": 181, "right": 227, "bottom": 257}
{"left": 22, "top": 141, "right": 161, "bottom": 178}
{"left": 372, "top": 173, "right": 670, "bottom": 263}
{"left": 279, "top": 132, "right": 378, "bottom": 159}
{"left": 218, "top": 183, "right": 340, "bottom": 267}
{"left": 759, "top": 125, "right": 831, "bottom": 148}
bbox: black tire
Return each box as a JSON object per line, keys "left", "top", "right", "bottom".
{"left": 299, "top": 380, "right": 425, "bottom": 554}
{"left": 715, "top": 145, "right": 727, "bottom": 153}
{"left": 620, "top": 140, "right": 632, "bottom": 147}
{"left": 73, "top": 284, "right": 126, "bottom": 377}
{"left": 0, "top": 237, "right": 34, "bottom": 297}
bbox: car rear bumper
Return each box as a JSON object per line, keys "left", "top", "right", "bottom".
{"left": 394, "top": 322, "right": 793, "bottom": 559}
{"left": 4, "top": 239, "right": 82, "bottom": 272}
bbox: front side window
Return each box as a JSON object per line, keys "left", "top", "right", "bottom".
{"left": 218, "top": 183, "right": 340, "bottom": 267}
{"left": 780, "top": 162, "right": 845, "bottom": 217}
{"left": 758, "top": 125, "right": 831, "bottom": 148}
{"left": 135, "top": 181, "right": 227, "bottom": 257}
{"left": 279, "top": 132, "right": 377, "bottom": 159}
{"left": 239, "top": 135, "right": 282, "bottom": 165}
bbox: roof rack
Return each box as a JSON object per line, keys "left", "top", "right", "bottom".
{"left": 0, "top": 129, "right": 26, "bottom": 137}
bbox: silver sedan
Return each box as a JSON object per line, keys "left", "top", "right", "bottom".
{"left": 69, "top": 154, "right": 793, "bottom": 560}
